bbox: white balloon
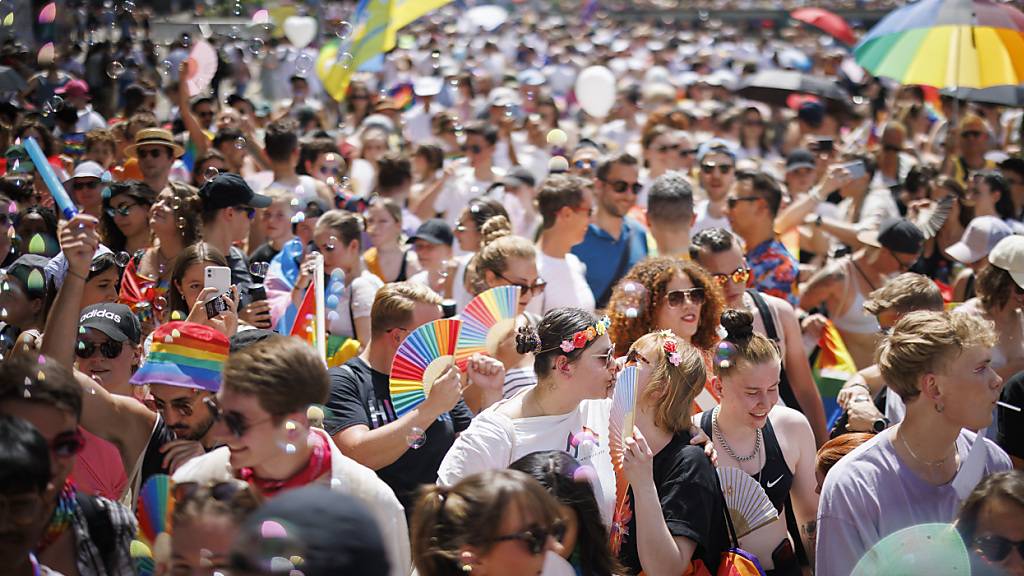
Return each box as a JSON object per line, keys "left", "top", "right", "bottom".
{"left": 283, "top": 16, "right": 318, "bottom": 50}
{"left": 574, "top": 66, "right": 616, "bottom": 118}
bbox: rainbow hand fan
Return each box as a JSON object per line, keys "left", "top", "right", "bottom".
{"left": 717, "top": 466, "right": 779, "bottom": 538}
{"left": 455, "top": 286, "right": 520, "bottom": 370}
{"left": 608, "top": 366, "right": 638, "bottom": 554}
{"left": 390, "top": 319, "right": 462, "bottom": 417}
{"left": 136, "top": 474, "right": 175, "bottom": 547}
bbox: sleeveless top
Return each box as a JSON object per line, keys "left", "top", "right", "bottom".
{"left": 364, "top": 247, "right": 411, "bottom": 283}
{"left": 700, "top": 409, "right": 794, "bottom": 513}
{"left": 831, "top": 258, "right": 880, "bottom": 334}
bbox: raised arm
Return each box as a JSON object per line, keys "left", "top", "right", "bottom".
{"left": 176, "top": 62, "right": 210, "bottom": 157}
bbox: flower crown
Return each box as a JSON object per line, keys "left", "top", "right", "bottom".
{"left": 551, "top": 316, "right": 610, "bottom": 353}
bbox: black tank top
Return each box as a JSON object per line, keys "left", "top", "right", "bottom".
{"left": 700, "top": 409, "right": 794, "bottom": 514}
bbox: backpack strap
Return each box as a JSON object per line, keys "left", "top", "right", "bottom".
{"left": 76, "top": 493, "right": 115, "bottom": 574}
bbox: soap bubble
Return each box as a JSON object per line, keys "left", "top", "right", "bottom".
{"left": 614, "top": 281, "right": 648, "bottom": 319}
{"left": 248, "top": 37, "right": 264, "bottom": 56}
{"left": 548, "top": 156, "right": 569, "bottom": 172}
{"left": 294, "top": 53, "right": 313, "bottom": 75}
{"left": 114, "top": 251, "right": 131, "bottom": 267}
{"left": 106, "top": 61, "right": 126, "bottom": 79}
{"left": 336, "top": 52, "right": 354, "bottom": 70}
{"left": 546, "top": 129, "right": 568, "bottom": 146}
{"left": 42, "top": 96, "right": 63, "bottom": 116}
{"left": 406, "top": 426, "right": 426, "bottom": 450}
{"left": 181, "top": 34, "right": 192, "bottom": 49}
{"left": 326, "top": 294, "right": 339, "bottom": 309}
{"left": 203, "top": 166, "right": 220, "bottom": 182}
{"left": 249, "top": 261, "right": 269, "bottom": 278}
{"left": 333, "top": 21, "right": 353, "bottom": 41}
{"left": 234, "top": 137, "right": 247, "bottom": 150}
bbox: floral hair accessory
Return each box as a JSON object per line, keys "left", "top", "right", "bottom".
{"left": 716, "top": 341, "right": 736, "bottom": 369}
{"left": 663, "top": 337, "right": 682, "bottom": 366}
{"left": 553, "top": 316, "right": 611, "bottom": 354}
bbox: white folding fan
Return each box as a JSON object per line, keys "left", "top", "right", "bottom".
{"left": 717, "top": 466, "right": 779, "bottom": 538}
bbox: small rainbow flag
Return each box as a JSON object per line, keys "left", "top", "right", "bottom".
{"left": 811, "top": 320, "right": 858, "bottom": 428}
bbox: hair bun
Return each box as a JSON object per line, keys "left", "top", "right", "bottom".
{"left": 721, "top": 308, "right": 755, "bottom": 343}
{"left": 515, "top": 324, "right": 541, "bottom": 355}
{"left": 479, "top": 215, "right": 512, "bottom": 247}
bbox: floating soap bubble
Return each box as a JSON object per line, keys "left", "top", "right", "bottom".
{"left": 114, "top": 251, "right": 131, "bottom": 267}
{"left": 203, "top": 166, "right": 220, "bottom": 182}
{"left": 614, "top": 281, "right": 648, "bottom": 319}
{"left": 548, "top": 156, "right": 569, "bottom": 172}
{"left": 334, "top": 21, "right": 353, "bottom": 40}
{"left": 249, "top": 261, "right": 269, "bottom": 278}
{"left": 106, "top": 61, "right": 126, "bottom": 79}
{"left": 248, "top": 37, "right": 264, "bottom": 55}
{"left": 546, "top": 129, "right": 568, "bottom": 146}
{"left": 336, "top": 52, "right": 354, "bottom": 70}
{"left": 234, "top": 137, "right": 247, "bottom": 150}
{"left": 406, "top": 426, "right": 426, "bottom": 450}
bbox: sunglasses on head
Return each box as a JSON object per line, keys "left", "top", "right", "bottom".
{"left": 701, "top": 163, "right": 734, "bottom": 175}
{"left": 75, "top": 338, "right": 124, "bottom": 359}
{"left": 105, "top": 202, "right": 138, "bottom": 218}
{"left": 711, "top": 266, "right": 750, "bottom": 287}
{"left": 601, "top": 179, "right": 642, "bottom": 194}
{"left": 72, "top": 180, "right": 100, "bottom": 191}
{"left": 492, "top": 521, "right": 566, "bottom": 555}
{"left": 204, "top": 396, "right": 273, "bottom": 439}
{"left": 51, "top": 429, "right": 86, "bottom": 459}
{"left": 973, "top": 535, "right": 1024, "bottom": 563}
{"left": 136, "top": 148, "right": 168, "bottom": 159}
{"left": 666, "top": 287, "right": 705, "bottom": 307}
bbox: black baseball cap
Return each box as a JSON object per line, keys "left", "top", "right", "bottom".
{"left": 785, "top": 149, "right": 816, "bottom": 172}
{"left": 407, "top": 219, "right": 454, "bottom": 246}
{"left": 232, "top": 486, "right": 390, "bottom": 576}
{"left": 502, "top": 166, "right": 536, "bottom": 188}
{"left": 5, "top": 254, "right": 50, "bottom": 298}
{"left": 229, "top": 328, "right": 278, "bottom": 353}
{"left": 198, "top": 173, "right": 272, "bottom": 211}
{"left": 79, "top": 303, "right": 142, "bottom": 345}
{"left": 857, "top": 217, "right": 924, "bottom": 254}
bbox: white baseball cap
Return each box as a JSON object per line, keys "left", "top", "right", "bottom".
{"left": 989, "top": 235, "right": 1024, "bottom": 289}
{"left": 945, "top": 216, "right": 1014, "bottom": 265}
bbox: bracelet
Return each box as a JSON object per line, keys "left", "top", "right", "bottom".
{"left": 847, "top": 381, "right": 870, "bottom": 392}
{"left": 67, "top": 269, "right": 87, "bottom": 281}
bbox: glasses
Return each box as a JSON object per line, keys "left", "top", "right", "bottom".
{"left": 233, "top": 205, "right": 257, "bottom": 220}
{"left": 961, "top": 130, "right": 985, "bottom": 139}
{"left": 463, "top": 144, "right": 483, "bottom": 154}
{"left": 204, "top": 396, "right": 274, "bottom": 439}
{"left": 136, "top": 148, "right": 168, "bottom": 159}
{"left": 51, "top": 429, "right": 86, "bottom": 459}
{"left": 72, "top": 180, "right": 100, "bottom": 191}
{"left": 105, "top": 202, "right": 138, "bottom": 218}
{"left": 600, "top": 179, "right": 642, "bottom": 195}
{"left": 656, "top": 143, "right": 680, "bottom": 153}
{"left": 492, "top": 521, "right": 566, "bottom": 555}
{"left": 592, "top": 345, "right": 617, "bottom": 371}
{"left": 318, "top": 166, "right": 342, "bottom": 177}
{"left": 573, "top": 203, "right": 596, "bottom": 217}
{"left": 726, "top": 195, "right": 761, "bottom": 209}
{"left": 625, "top": 348, "right": 650, "bottom": 367}
{"left": 146, "top": 391, "right": 201, "bottom": 418}
{"left": 75, "top": 338, "right": 124, "bottom": 359}
{"left": 887, "top": 249, "right": 918, "bottom": 271}
{"left": 711, "top": 266, "right": 751, "bottom": 287}
{"left": 574, "top": 159, "right": 598, "bottom": 170}
{"left": 0, "top": 493, "right": 43, "bottom": 526}
{"left": 973, "top": 535, "right": 1024, "bottom": 563}
{"left": 666, "top": 287, "right": 705, "bottom": 308}
{"left": 496, "top": 273, "right": 546, "bottom": 297}
{"left": 701, "top": 163, "right": 734, "bottom": 175}
{"left": 173, "top": 480, "right": 249, "bottom": 505}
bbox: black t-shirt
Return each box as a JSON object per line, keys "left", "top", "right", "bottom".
{"left": 998, "top": 371, "right": 1024, "bottom": 460}
{"left": 618, "top": 431, "right": 729, "bottom": 575}
{"left": 249, "top": 242, "right": 280, "bottom": 266}
{"left": 140, "top": 416, "right": 179, "bottom": 488}
{"left": 227, "top": 246, "right": 255, "bottom": 306}
{"left": 324, "top": 357, "right": 473, "bottom": 512}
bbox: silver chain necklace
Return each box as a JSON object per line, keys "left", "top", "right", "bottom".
{"left": 713, "top": 406, "right": 762, "bottom": 463}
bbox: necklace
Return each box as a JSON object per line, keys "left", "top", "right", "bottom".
{"left": 850, "top": 258, "right": 878, "bottom": 292}
{"left": 37, "top": 480, "right": 76, "bottom": 553}
{"left": 898, "top": 430, "right": 957, "bottom": 468}
{"left": 713, "top": 406, "right": 761, "bottom": 463}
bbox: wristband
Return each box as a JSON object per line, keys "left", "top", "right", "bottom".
{"left": 67, "top": 268, "right": 87, "bottom": 281}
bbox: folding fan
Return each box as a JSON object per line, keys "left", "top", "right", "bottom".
{"left": 390, "top": 319, "right": 462, "bottom": 417}
{"left": 608, "top": 366, "right": 638, "bottom": 554}
{"left": 717, "top": 466, "right": 779, "bottom": 538}
{"left": 136, "top": 473, "right": 174, "bottom": 547}
{"left": 455, "top": 286, "right": 519, "bottom": 369}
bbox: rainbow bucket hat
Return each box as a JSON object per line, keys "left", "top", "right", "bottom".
{"left": 130, "top": 321, "right": 229, "bottom": 392}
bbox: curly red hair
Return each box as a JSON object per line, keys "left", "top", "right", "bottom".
{"left": 608, "top": 257, "right": 724, "bottom": 357}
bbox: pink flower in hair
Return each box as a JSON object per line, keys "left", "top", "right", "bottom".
{"left": 560, "top": 340, "right": 575, "bottom": 353}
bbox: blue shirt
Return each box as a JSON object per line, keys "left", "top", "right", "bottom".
{"left": 571, "top": 218, "right": 648, "bottom": 307}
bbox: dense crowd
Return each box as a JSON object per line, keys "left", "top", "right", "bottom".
{"left": 0, "top": 2, "right": 1023, "bottom": 576}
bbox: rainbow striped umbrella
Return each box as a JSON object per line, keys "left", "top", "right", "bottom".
{"left": 854, "top": 0, "right": 1024, "bottom": 89}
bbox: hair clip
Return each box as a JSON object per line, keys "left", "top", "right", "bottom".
{"left": 663, "top": 338, "right": 682, "bottom": 366}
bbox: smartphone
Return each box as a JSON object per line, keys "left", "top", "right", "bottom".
{"left": 838, "top": 160, "right": 866, "bottom": 180}
{"left": 814, "top": 138, "right": 834, "bottom": 153}
{"left": 204, "top": 266, "right": 231, "bottom": 294}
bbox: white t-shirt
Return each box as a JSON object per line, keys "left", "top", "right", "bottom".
{"left": 691, "top": 199, "right": 731, "bottom": 238}
{"left": 433, "top": 165, "right": 505, "bottom": 225}
{"left": 437, "top": 398, "right": 616, "bottom": 525}
{"left": 528, "top": 252, "right": 595, "bottom": 315}
{"left": 328, "top": 269, "right": 385, "bottom": 339}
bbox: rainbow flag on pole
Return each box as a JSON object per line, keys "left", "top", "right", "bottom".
{"left": 318, "top": 0, "right": 453, "bottom": 101}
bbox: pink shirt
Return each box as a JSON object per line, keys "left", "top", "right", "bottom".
{"left": 72, "top": 427, "right": 127, "bottom": 501}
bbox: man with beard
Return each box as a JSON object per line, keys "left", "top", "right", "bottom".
{"left": 570, "top": 152, "right": 649, "bottom": 308}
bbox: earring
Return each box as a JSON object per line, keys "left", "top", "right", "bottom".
{"left": 935, "top": 402, "right": 944, "bottom": 414}
{"left": 461, "top": 565, "right": 472, "bottom": 573}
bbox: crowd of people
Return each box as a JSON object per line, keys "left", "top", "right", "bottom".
{"left": 1, "top": 2, "right": 1024, "bottom": 576}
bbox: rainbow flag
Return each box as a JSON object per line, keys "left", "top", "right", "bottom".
{"left": 271, "top": 241, "right": 326, "bottom": 360}
{"left": 810, "top": 320, "right": 858, "bottom": 428}
{"left": 318, "top": 0, "right": 453, "bottom": 101}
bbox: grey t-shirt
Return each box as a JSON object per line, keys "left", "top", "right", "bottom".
{"left": 815, "top": 427, "right": 1012, "bottom": 576}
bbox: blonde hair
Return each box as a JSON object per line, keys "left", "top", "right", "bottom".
{"left": 863, "top": 272, "right": 944, "bottom": 316}
{"left": 632, "top": 330, "right": 706, "bottom": 433}
{"left": 714, "top": 309, "right": 781, "bottom": 378}
{"left": 469, "top": 215, "right": 536, "bottom": 294}
{"left": 370, "top": 281, "right": 442, "bottom": 337}
{"left": 878, "top": 311, "right": 997, "bottom": 401}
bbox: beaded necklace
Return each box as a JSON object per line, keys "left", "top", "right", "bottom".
{"left": 36, "top": 480, "right": 75, "bottom": 553}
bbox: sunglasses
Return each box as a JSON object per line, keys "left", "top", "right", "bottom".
{"left": 666, "top": 287, "right": 705, "bottom": 307}
{"left": 72, "top": 180, "right": 100, "bottom": 191}
{"left": 233, "top": 205, "right": 257, "bottom": 220}
{"left": 497, "top": 273, "right": 547, "bottom": 297}
{"left": 145, "top": 391, "right": 201, "bottom": 418}
{"left": 592, "top": 345, "right": 617, "bottom": 371}
{"left": 0, "top": 493, "right": 43, "bottom": 526}
{"left": 51, "top": 429, "right": 86, "bottom": 459}
{"left": 492, "top": 521, "right": 566, "bottom": 555}
{"left": 701, "top": 163, "right": 734, "bottom": 175}
{"left": 726, "top": 195, "right": 761, "bottom": 209}
{"left": 887, "top": 248, "right": 918, "bottom": 271}
{"left": 973, "top": 535, "right": 1024, "bottom": 563}
{"left": 136, "top": 148, "right": 168, "bottom": 159}
{"left": 105, "top": 202, "right": 138, "bottom": 218}
{"left": 961, "top": 130, "right": 985, "bottom": 139}
{"left": 574, "top": 159, "right": 598, "bottom": 170}
{"left": 711, "top": 266, "right": 750, "bottom": 287}
{"left": 463, "top": 144, "right": 483, "bottom": 154}
{"left": 75, "top": 338, "right": 124, "bottom": 359}
{"left": 204, "top": 396, "right": 273, "bottom": 439}
{"left": 601, "top": 179, "right": 642, "bottom": 194}
{"left": 656, "top": 143, "right": 680, "bottom": 153}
